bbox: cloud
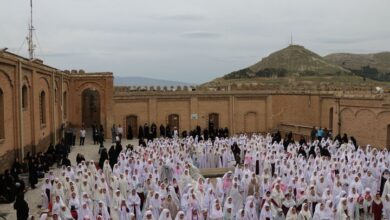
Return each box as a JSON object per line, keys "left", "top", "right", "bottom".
{"left": 181, "top": 31, "right": 221, "bottom": 39}
{"left": 318, "top": 37, "right": 371, "bottom": 45}
{"left": 159, "top": 14, "right": 206, "bottom": 21}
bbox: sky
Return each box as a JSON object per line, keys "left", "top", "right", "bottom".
{"left": 1, "top": 0, "right": 390, "bottom": 84}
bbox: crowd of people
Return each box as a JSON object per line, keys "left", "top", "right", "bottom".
{"left": 29, "top": 128, "right": 390, "bottom": 220}
{"left": 117, "top": 123, "right": 230, "bottom": 143}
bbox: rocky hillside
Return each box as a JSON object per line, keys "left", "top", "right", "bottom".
{"left": 324, "top": 52, "right": 390, "bottom": 81}
{"left": 202, "top": 45, "right": 390, "bottom": 90}
{"left": 223, "top": 45, "right": 350, "bottom": 80}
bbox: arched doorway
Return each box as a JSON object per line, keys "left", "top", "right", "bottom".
{"left": 126, "top": 115, "right": 138, "bottom": 139}
{"left": 244, "top": 112, "right": 257, "bottom": 133}
{"left": 168, "top": 114, "right": 180, "bottom": 131}
{"left": 209, "top": 113, "right": 219, "bottom": 131}
{"left": 82, "top": 88, "right": 101, "bottom": 127}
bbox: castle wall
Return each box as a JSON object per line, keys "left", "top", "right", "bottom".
{"left": 1, "top": 50, "right": 390, "bottom": 171}
{"left": 0, "top": 51, "right": 112, "bottom": 172}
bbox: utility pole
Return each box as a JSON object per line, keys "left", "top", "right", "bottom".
{"left": 27, "top": 0, "right": 35, "bottom": 59}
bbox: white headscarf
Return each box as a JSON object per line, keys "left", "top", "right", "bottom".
{"left": 174, "top": 211, "right": 185, "bottom": 220}
{"left": 159, "top": 209, "right": 172, "bottom": 220}
{"left": 259, "top": 202, "right": 272, "bottom": 220}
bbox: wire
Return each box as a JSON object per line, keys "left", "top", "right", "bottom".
{"left": 34, "top": 30, "right": 46, "bottom": 60}
{"left": 16, "top": 38, "right": 27, "bottom": 55}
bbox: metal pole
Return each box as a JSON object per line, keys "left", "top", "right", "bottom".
{"left": 28, "top": 0, "right": 34, "bottom": 59}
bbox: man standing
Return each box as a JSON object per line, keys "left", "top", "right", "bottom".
{"left": 80, "top": 126, "right": 86, "bottom": 146}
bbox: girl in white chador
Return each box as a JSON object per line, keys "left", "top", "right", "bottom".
{"left": 158, "top": 209, "right": 172, "bottom": 220}
{"left": 33, "top": 132, "right": 389, "bottom": 220}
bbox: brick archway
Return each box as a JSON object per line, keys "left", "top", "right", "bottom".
{"left": 81, "top": 88, "right": 101, "bottom": 127}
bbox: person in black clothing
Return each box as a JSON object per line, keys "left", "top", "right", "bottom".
{"left": 138, "top": 126, "right": 144, "bottom": 139}
{"left": 139, "top": 138, "right": 146, "bottom": 147}
{"left": 196, "top": 125, "right": 201, "bottom": 137}
{"left": 166, "top": 125, "right": 171, "bottom": 138}
{"left": 224, "top": 127, "right": 229, "bottom": 138}
{"left": 308, "top": 145, "right": 316, "bottom": 158}
{"left": 0, "top": 170, "right": 16, "bottom": 203}
{"left": 350, "top": 136, "right": 357, "bottom": 150}
{"left": 45, "top": 143, "right": 56, "bottom": 166}
{"left": 297, "top": 146, "right": 307, "bottom": 158}
{"left": 99, "top": 148, "right": 108, "bottom": 170}
{"left": 310, "top": 126, "right": 317, "bottom": 142}
{"left": 115, "top": 143, "right": 122, "bottom": 158}
{"left": 159, "top": 124, "right": 165, "bottom": 137}
{"left": 108, "top": 146, "right": 117, "bottom": 169}
{"left": 320, "top": 145, "right": 331, "bottom": 158}
{"left": 380, "top": 169, "right": 390, "bottom": 196}
{"left": 76, "top": 153, "right": 85, "bottom": 165}
{"left": 143, "top": 123, "right": 150, "bottom": 140}
{"left": 334, "top": 134, "right": 342, "bottom": 145}
{"left": 203, "top": 129, "right": 209, "bottom": 141}
{"left": 61, "top": 155, "right": 71, "bottom": 167}
{"left": 14, "top": 177, "right": 26, "bottom": 197}
{"left": 272, "top": 130, "right": 281, "bottom": 144}
{"left": 342, "top": 133, "right": 348, "bottom": 143}
{"left": 11, "top": 158, "right": 23, "bottom": 180}
{"left": 299, "top": 136, "right": 307, "bottom": 146}
{"left": 28, "top": 158, "right": 38, "bottom": 189}
{"left": 151, "top": 123, "right": 157, "bottom": 139}
{"left": 13, "top": 193, "right": 29, "bottom": 220}
{"left": 127, "top": 125, "right": 133, "bottom": 140}
{"left": 231, "top": 142, "right": 241, "bottom": 165}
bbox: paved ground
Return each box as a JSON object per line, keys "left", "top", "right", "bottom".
{"left": 0, "top": 137, "right": 138, "bottom": 219}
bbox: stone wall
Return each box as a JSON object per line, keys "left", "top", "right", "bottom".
{"left": 0, "top": 51, "right": 112, "bottom": 172}
{"left": 1, "top": 50, "right": 390, "bottom": 172}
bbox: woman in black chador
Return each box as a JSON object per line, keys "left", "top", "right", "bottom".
{"left": 13, "top": 193, "right": 29, "bottom": 220}
{"left": 28, "top": 157, "right": 38, "bottom": 189}
{"left": 159, "top": 124, "right": 166, "bottom": 137}
{"left": 127, "top": 125, "right": 133, "bottom": 140}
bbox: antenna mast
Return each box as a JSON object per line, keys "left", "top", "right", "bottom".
{"left": 290, "top": 33, "right": 293, "bottom": 46}
{"left": 27, "top": 0, "right": 35, "bottom": 59}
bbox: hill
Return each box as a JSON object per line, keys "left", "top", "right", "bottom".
{"left": 223, "top": 45, "right": 349, "bottom": 80}
{"left": 114, "top": 76, "right": 192, "bottom": 86}
{"left": 324, "top": 52, "right": 390, "bottom": 81}
{"left": 202, "top": 45, "right": 390, "bottom": 90}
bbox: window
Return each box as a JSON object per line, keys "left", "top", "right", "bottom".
{"left": 0, "top": 89, "right": 4, "bottom": 139}
{"left": 54, "top": 88, "right": 57, "bottom": 103}
{"left": 22, "top": 85, "right": 28, "bottom": 109}
{"left": 63, "top": 91, "right": 67, "bottom": 119}
{"left": 40, "top": 91, "right": 46, "bottom": 125}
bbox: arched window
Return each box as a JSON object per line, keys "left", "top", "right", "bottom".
{"left": 0, "top": 89, "right": 4, "bottom": 139}
{"left": 63, "top": 91, "right": 67, "bottom": 119}
{"left": 40, "top": 91, "right": 46, "bottom": 125}
{"left": 54, "top": 88, "right": 57, "bottom": 103}
{"left": 22, "top": 85, "right": 28, "bottom": 109}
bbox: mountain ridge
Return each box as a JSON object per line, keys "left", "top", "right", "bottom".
{"left": 202, "top": 44, "right": 390, "bottom": 89}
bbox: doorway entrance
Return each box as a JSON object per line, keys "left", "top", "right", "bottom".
{"left": 209, "top": 113, "right": 219, "bottom": 131}
{"left": 81, "top": 88, "right": 100, "bottom": 127}
{"left": 168, "top": 114, "right": 180, "bottom": 131}
{"left": 126, "top": 115, "right": 138, "bottom": 139}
